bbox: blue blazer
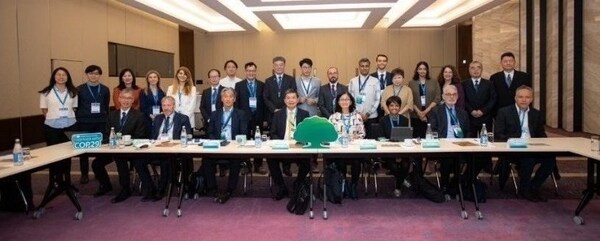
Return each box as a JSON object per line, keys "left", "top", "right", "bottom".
{"left": 208, "top": 108, "right": 248, "bottom": 140}
{"left": 428, "top": 104, "right": 470, "bottom": 138}
{"left": 151, "top": 112, "right": 192, "bottom": 140}
{"left": 235, "top": 79, "right": 265, "bottom": 124}
{"left": 270, "top": 108, "right": 309, "bottom": 140}
{"left": 378, "top": 115, "right": 410, "bottom": 139}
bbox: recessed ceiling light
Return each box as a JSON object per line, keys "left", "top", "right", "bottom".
{"left": 273, "top": 11, "right": 371, "bottom": 30}
{"left": 249, "top": 3, "right": 394, "bottom": 12}
{"left": 404, "top": 0, "right": 494, "bottom": 27}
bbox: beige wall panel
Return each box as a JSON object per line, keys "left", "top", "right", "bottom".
{"left": 106, "top": 1, "right": 126, "bottom": 45}
{"left": 546, "top": 0, "right": 559, "bottom": 128}
{"left": 583, "top": 0, "right": 600, "bottom": 134}
{"left": 0, "top": 0, "right": 21, "bottom": 118}
{"left": 49, "top": 0, "right": 83, "bottom": 62}
{"left": 562, "top": 0, "right": 574, "bottom": 132}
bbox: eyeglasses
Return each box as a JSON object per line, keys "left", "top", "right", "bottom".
{"left": 444, "top": 93, "right": 458, "bottom": 97}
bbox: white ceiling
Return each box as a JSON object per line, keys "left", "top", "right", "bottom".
{"left": 121, "top": 0, "right": 509, "bottom": 32}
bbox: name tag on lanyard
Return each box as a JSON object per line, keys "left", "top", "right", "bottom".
{"left": 59, "top": 107, "right": 69, "bottom": 117}
{"left": 152, "top": 105, "right": 160, "bottom": 115}
{"left": 91, "top": 103, "right": 100, "bottom": 114}
{"left": 249, "top": 97, "right": 257, "bottom": 108}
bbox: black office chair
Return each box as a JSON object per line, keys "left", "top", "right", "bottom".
{"left": 496, "top": 158, "right": 559, "bottom": 196}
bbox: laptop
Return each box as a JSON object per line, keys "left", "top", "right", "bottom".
{"left": 390, "top": 127, "right": 413, "bottom": 142}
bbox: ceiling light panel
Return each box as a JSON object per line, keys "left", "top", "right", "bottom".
{"left": 403, "top": 0, "right": 494, "bottom": 27}
{"left": 273, "top": 11, "right": 371, "bottom": 29}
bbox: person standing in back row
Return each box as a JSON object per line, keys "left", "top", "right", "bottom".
{"left": 348, "top": 58, "right": 381, "bottom": 139}
{"left": 408, "top": 61, "right": 440, "bottom": 138}
{"left": 490, "top": 52, "right": 531, "bottom": 116}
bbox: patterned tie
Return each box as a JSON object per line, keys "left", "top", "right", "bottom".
{"left": 379, "top": 74, "right": 385, "bottom": 89}
{"left": 120, "top": 112, "right": 127, "bottom": 128}
{"left": 331, "top": 84, "right": 336, "bottom": 97}
{"left": 506, "top": 74, "right": 512, "bottom": 87}
{"left": 162, "top": 116, "right": 170, "bottom": 134}
{"left": 287, "top": 110, "right": 296, "bottom": 139}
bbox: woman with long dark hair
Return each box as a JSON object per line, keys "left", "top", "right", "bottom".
{"left": 112, "top": 68, "right": 141, "bottom": 110}
{"left": 437, "top": 65, "right": 465, "bottom": 110}
{"left": 408, "top": 61, "right": 441, "bottom": 138}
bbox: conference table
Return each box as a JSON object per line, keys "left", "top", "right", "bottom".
{"left": 1, "top": 137, "right": 599, "bottom": 224}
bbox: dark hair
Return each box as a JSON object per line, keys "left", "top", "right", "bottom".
{"left": 245, "top": 62, "right": 257, "bottom": 69}
{"left": 143, "top": 70, "right": 162, "bottom": 95}
{"left": 390, "top": 68, "right": 405, "bottom": 78}
{"left": 284, "top": 88, "right": 298, "bottom": 98}
{"left": 207, "top": 69, "right": 221, "bottom": 78}
{"left": 117, "top": 68, "right": 139, "bottom": 90}
{"left": 334, "top": 92, "right": 356, "bottom": 113}
{"left": 358, "top": 58, "right": 370, "bottom": 65}
{"left": 412, "top": 61, "right": 430, "bottom": 80}
{"left": 39, "top": 67, "right": 78, "bottom": 97}
{"left": 437, "top": 65, "right": 461, "bottom": 88}
{"left": 223, "top": 60, "right": 238, "bottom": 69}
{"left": 385, "top": 95, "right": 402, "bottom": 107}
{"left": 501, "top": 52, "right": 515, "bottom": 60}
{"left": 273, "top": 56, "right": 286, "bottom": 64}
{"left": 85, "top": 65, "right": 102, "bottom": 74}
{"left": 299, "top": 58, "right": 313, "bottom": 67}
{"left": 376, "top": 54, "right": 388, "bottom": 61}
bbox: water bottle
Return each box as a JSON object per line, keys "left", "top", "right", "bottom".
{"left": 13, "top": 139, "right": 23, "bottom": 166}
{"left": 339, "top": 126, "right": 349, "bottom": 148}
{"left": 425, "top": 123, "right": 433, "bottom": 140}
{"left": 180, "top": 127, "right": 188, "bottom": 148}
{"left": 254, "top": 126, "right": 262, "bottom": 148}
{"left": 480, "top": 124, "right": 489, "bottom": 147}
{"left": 109, "top": 127, "right": 117, "bottom": 149}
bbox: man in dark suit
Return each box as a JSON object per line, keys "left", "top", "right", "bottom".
{"left": 204, "top": 87, "right": 248, "bottom": 204}
{"left": 263, "top": 56, "right": 297, "bottom": 176}
{"left": 235, "top": 62, "right": 267, "bottom": 174}
{"left": 489, "top": 52, "right": 532, "bottom": 116}
{"left": 371, "top": 54, "right": 392, "bottom": 119}
{"left": 429, "top": 85, "right": 470, "bottom": 193}
{"left": 200, "top": 69, "right": 225, "bottom": 131}
{"left": 92, "top": 88, "right": 147, "bottom": 203}
{"left": 267, "top": 89, "right": 311, "bottom": 200}
{"left": 318, "top": 67, "right": 348, "bottom": 118}
{"left": 134, "top": 96, "right": 192, "bottom": 202}
{"left": 495, "top": 85, "right": 556, "bottom": 202}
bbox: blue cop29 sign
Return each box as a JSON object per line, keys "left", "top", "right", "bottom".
{"left": 71, "top": 133, "right": 103, "bottom": 149}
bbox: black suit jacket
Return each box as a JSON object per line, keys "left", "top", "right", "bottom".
{"left": 490, "top": 70, "right": 531, "bottom": 114}
{"left": 428, "top": 105, "right": 470, "bottom": 138}
{"left": 370, "top": 71, "right": 393, "bottom": 89}
{"left": 151, "top": 112, "right": 192, "bottom": 140}
{"left": 208, "top": 108, "right": 248, "bottom": 140}
{"left": 317, "top": 83, "right": 348, "bottom": 118}
{"left": 235, "top": 79, "right": 265, "bottom": 123}
{"left": 263, "top": 74, "right": 297, "bottom": 114}
{"left": 494, "top": 105, "right": 546, "bottom": 142}
{"left": 270, "top": 108, "right": 309, "bottom": 140}
{"left": 103, "top": 109, "right": 147, "bottom": 143}
{"left": 200, "top": 85, "right": 225, "bottom": 124}
{"left": 378, "top": 115, "right": 410, "bottom": 139}
{"left": 462, "top": 78, "right": 497, "bottom": 134}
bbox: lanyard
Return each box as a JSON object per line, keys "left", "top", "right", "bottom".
{"left": 342, "top": 114, "right": 352, "bottom": 133}
{"left": 221, "top": 111, "right": 233, "bottom": 131}
{"left": 152, "top": 89, "right": 159, "bottom": 106}
{"left": 247, "top": 81, "right": 256, "bottom": 97}
{"left": 389, "top": 115, "right": 400, "bottom": 127}
{"left": 393, "top": 85, "right": 402, "bottom": 96}
{"left": 419, "top": 84, "right": 427, "bottom": 96}
{"left": 86, "top": 84, "right": 100, "bottom": 102}
{"left": 162, "top": 116, "right": 174, "bottom": 133}
{"left": 178, "top": 90, "right": 182, "bottom": 106}
{"left": 358, "top": 76, "right": 368, "bottom": 93}
{"left": 446, "top": 106, "right": 458, "bottom": 126}
{"left": 53, "top": 87, "right": 68, "bottom": 107}
{"left": 301, "top": 78, "right": 311, "bottom": 96}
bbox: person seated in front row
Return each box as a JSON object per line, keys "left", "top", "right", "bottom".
{"left": 134, "top": 96, "right": 192, "bottom": 202}
{"left": 428, "top": 85, "right": 470, "bottom": 195}
{"left": 327, "top": 91, "right": 366, "bottom": 200}
{"left": 203, "top": 87, "right": 248, "bottom": 204}
{"left": 379, "top": 95, "right": 411, "bottom": 197}
{"left": 267, "top": 89, "right": 311, "bottom": 201}
{"left": 494, "top": 85, "right": 556, "bottom": 202}
{"left": 92, "top": 88, "right": 147, "bottom": 203}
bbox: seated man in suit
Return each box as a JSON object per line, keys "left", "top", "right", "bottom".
{"left": 203, "top": 87, "right": 248, "bottom": 204}
{"left": 134, "top": 96, "right": 192, "bottom": 202}
{"left": 495, "top": 85, "right": 556, "bottom": 202}
{"left": 429, "top": 85, "right": 470, "bottom": 194}
{"left": 379, "top": 96, "right": 410, "bottom": 197}
{"left": 267, "top": 89, "right": 311, "bottom": 200}
{"left": 92, "top": 88, "right": 147, "bottom": 203}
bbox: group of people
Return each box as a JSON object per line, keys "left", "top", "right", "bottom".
{"left": 37, "top": 51, "right": 555, "bottom": 207}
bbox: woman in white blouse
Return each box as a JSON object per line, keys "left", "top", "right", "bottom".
{"left": 328, "top": 91, "right": 365, "bottom": 200}
{"left": 39, "top": 67, "right": 79, "bottom": 189}
{"left": 167, "top": 66, "right": 198, "bottom": 129}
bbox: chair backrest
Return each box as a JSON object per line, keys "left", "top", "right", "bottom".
{"left": 367, "top": 123, "right": 384, "bottom": 140}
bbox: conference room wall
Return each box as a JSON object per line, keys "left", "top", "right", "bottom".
{"left": 193, "top": 27, "right": 457, "bottom": 90}
{"left": 0, "top": 0, "right": 179, "bottom": 148}
{"left": 583, "top": 0, "right": 600, "bottom": 135}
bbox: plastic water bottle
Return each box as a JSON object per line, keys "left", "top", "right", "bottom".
{"left": 13, "top": 139, "right": 23, "bottom": 166}
{"left": 109, "top": 127, "right": 117, "bottom": 149}
{"left": 480, "top": 124, "right": 489, "bottom": 147}
{"left": 339, "top": 126, "right": 349, "bottom": 148}
{"left": 425, "top": 123, "right": 433, "bottom": 140}
{"left": 254, "top": 126, "right": 262, "bottom": 148}
{"left": 181, "top": 127, "right": 188, "bottom": 148}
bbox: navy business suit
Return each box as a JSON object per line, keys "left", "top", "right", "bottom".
{"left": 235, "top": 79, "right": 266, "bottom": 137}
{"left": 317, "top": 83, "right": 348, "bottom": 118}
{"left": 263, "top": 74, "right": 296, "bottom": 120}
{"left": 267, "top": 108, "right": 310, "bottom": 193}
{"left": 490, "top": 70, "right": 531, "bottom": 116}
{"left": 93, "top": 108, "right": 147, "bottom": 193}
{"left": 462, "top": 78, "right": 496, "bottom": 137}
{"left": 370, "top": 71, "right": 393, "bottom": 89}
{"left": 200, "top": 85, "right": 225, "bottom": 131}
{"left": 378, "top": 115, "right": 410, "bottom": 139}
{"left": 494, "top": 105, "right": 555, "bottom": 193}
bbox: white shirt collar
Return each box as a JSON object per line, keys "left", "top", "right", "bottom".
{"left": 504, "top": 70, "right": 515, "bottom": 76}
{"left": 377, "top": 70, "right": 386, "bottom": 75}
{"left": 515, "top": 104, "right": 529, "bottom": 113}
